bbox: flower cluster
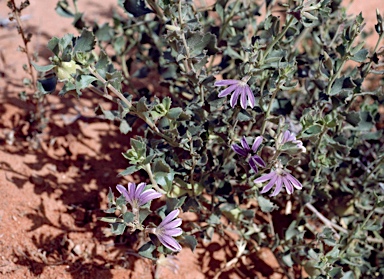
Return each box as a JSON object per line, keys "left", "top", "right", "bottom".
{"left": 231, "top": 136, "right": 266, "bottom": 174}
{"left": 231, "top": 130, "right": 304, "bottom": 196}
{"left": 116, "top": 183, "right": 183, "bottom": 252}
{"left": 254, "top": 161, "right": 302, "bottom": 196}
{"left": 214, "top": 76, "right": 255, "bottom": 109}
{"left": 116, "top": 182, "right": 162, "bottom": 210}
{"left": 152, "top": 209, "right": 183, "bottom": 252}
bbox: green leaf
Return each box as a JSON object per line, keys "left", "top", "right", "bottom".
{"left": 118, "top": 166, "right": 138, "bottom": 176}
{"left": 74, "top": 29, "right": 95, "bottom": 53}
{"left": 143, "top": 154, "right": 156, "bottom": 165}
{"left": 225, "top": 46, "right": 243, "bottom": 60}
{"left": 364, "top": 224, "right": 382, "bottom": 231}
{"left": 95, "top": 23, "right": 113, "bottom": 41}
{"left": 328, "top": 267, "right": 343, "bottom": 278}
{"left": 131, "top": 138, "right": 146, "bottom": 157}
{"left": 59, "top": 81, "right": 76, "bottom": 96}
{"left": 302, "top": 124, "right": 322, "bottom": 137}
{"left": 237, "top": 110, "right": 252, "bottom": 122}
{"left": 72, "top": 12, "right": 86, "bottom": 29}
{"left": 116, "top": 195, "right": 127, "bottom": 208}
{"left": 183, "top": 235, "right": 197, "bottom": 251}
{"left": 94, "top": 105, "right": 118, "bottom": 120}
{"left": 282, "top": 251, "right": 294, "bottom": 267}
{"left": 138, "top": 242, "right": 156, "bottom": 260}
{"left": 207, "top": 214, "right": 221, "bottom": 225}
{"left": 215, "top": 3, "right": 224, "bottom": 22}
{"left": 98, "top": 217, "right": 123, "bottom": 223}
{"left": 59, "top": 33, "right": 74, "bottom": 53}
{"left": 163, "top": 96, "right": 172, "bottom": 110}
{"left": 329, "top": 77, "right": 344, "bottom": 96}
{"left": 55, "top": 0, "right": 74, "bottom": 18}
{"left": 377, "top": 200, "right": 384, "bottom": 207}
{"left": 123, "top": 212, "right": 135, "bottom": 223}
{"left": 356, "top": 111, "right": 374, "bottom": 131}
{"left": 136, "top": 97, "right": 148, "bottom": 113}
{"left": 103, "top": 110, "right": 115, "bottom": 121}
{"left": 76, "top": 75, "right": 97, "bottom": 91}
{"left": 110, "top": 223, "right": 127, "bottom": 235}
{"left": 257, "top": 196, "right": 278, "bottom": 213}
{"left": 107, "top": 187, "right": 115, "bottom": 204}
{"left": 351, "top": 49, "right": 368, "bottom": 62}
{"left": 47, "top": 37, "right": 60, "bottom": 54}
{"left": 106, "top": 70, "right": 124, "bottom": 92}
{"left": 166, "top": 197, "right": 186, "bottom": 211}
{"left": 119, "top": 0, "right": 153, "bottom": 17}
{"left": 281, "top": 141, "right": 300, "bottom": 152}
{"left": 167, "top": 108, "right": 183, "bottom": 120}
{"left": 139, "top": 208, "right": 151, "bottom": 223}
{"left": 95, "top": 51, "right": 110, "bottom": 73}
{"left": 32, "top": 62, "right": 55, "bottom": 72}
{"left": 187, "top": 32, "right": 216, "bottom": 58}
{"left": 341, "top": 271, "right": 355, "bottom": 279}
{"left": 104, "top": 207, "right": 116, "bottom": 213}
{"left": 119, "top": 120, "right": 132, "bottom": 134}
{"left": 285, "top": 221, "right": 299, "bottom": 241}
{"left": 154, "top": 171, "right": 174, "bottom": 192}
{"left": 153, "top": 158, "right": 171, "bottom": 172}
{"left": 345, "top": 111, "right": 360, "bottom": 126}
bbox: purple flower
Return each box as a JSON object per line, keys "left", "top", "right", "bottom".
{"left": 254, "top": 162, "right": 302, "bottom": 196}
{"left": 154, "top": 209, "right": 183, "bottom": 252}
{"left": 214, "top": 76, "right": 255, "bottom": 109}
{"left": 116, "top": 182, "right": 162, "bottom": 209}
{"left": 231, "top": 136, "right": 266, "bottom": 174}
{"left": 280, "top": 130, "right": 306, "bottom": 153}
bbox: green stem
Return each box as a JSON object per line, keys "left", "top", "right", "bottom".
{"left": 347, "top": 31, "right": 384, "bottom": 110}
{"left": 363, "top": 31, "right": 384, "bottom": 78}
{"left": 88, "top": 66, "right": 132, "bottom": 108}
{"left": 257, "top": 16, "right": 295, "bottom": 134}
{"left": 146, "top": 0, "right": 166, "bottom": 22}
{"left": 361, "top": 155, "right": 384, "bottom": 185}
{"left": 339, "top": 208, "right": 376, "bottom": 256}
{"left": 121, "top": 54, "right": 130, "bottom": 79}
{"left": 9, "top": 0, "right": 37, "bottom": 92}
{"left": 177, "top": 0, "right": 195, "bottom": 72}
{"left": 88, "top": 86, "right": 118, "bottom": 103}
{"left": 189, "top": 135, "right": 197, "bottom": 198}
{"left": 88, "top": 66, "right": 180, "bottom": 147}
{"left": 218, "top": 0, "right": 241, "bottom": 41}
{"left": 259, "top": 16, "right": 295, "bottom": 65}
{"left": 305, "top": 203, "right": 348, "bottom": 234}
{"left": 72, "top": 0, "right": 79, "bottom": 14}
{"left": 207, "top": 54, "right": 216, "bottom": 74}
{"left": 260, "top": 89, "right": 278, "bottom": 134}
{"left": 143, "top": 164, "right": 166, "bottom": 194}
{"left": 326, "top": 57, "right": 348, "bottom": 95}
{"left": 313, "top": 128, "right": 326, "bottom": 164}
{"left": 326, "top": 24, "right": 361, "bottom": 96}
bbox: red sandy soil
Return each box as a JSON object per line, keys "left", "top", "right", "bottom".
{"left": 0, "top": 0, "right": 382, "bottom": 278}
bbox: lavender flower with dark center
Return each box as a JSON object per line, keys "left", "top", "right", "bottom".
{"left": 214, "top": 76, "right": 255, "bottom": 109}
{"left": 254, "top": 161, "right": 302, "bottom": 196}
{"left": 116, "top": 182, "right": 162, "bottom": 210}
{"left": 153, "top": 209, "right": 183, "bottom": 252}
{"left": 279, "top": 130, "right": 306, "bottom": 153}
{"left": 231, "top": 136, "right": 266, "bottom": 174}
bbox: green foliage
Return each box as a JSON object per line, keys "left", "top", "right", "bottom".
{"left": 30, "top": 0, "right": 384, "bottom": 276}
